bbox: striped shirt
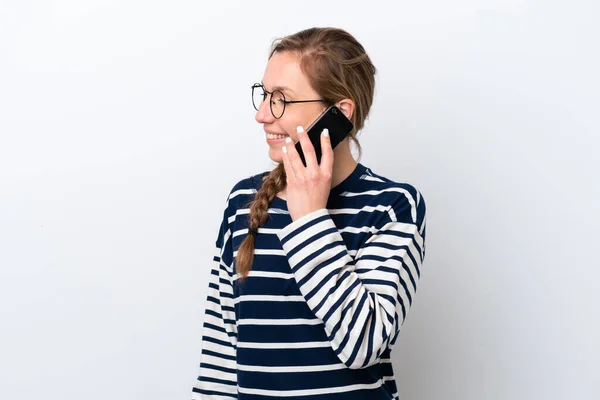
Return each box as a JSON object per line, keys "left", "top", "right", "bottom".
{"left": 192, "top": 162, "right": 427, "bottom": 399}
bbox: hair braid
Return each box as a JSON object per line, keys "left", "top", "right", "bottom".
{"left": 236, "top": 164, "right": 286, "bottom": 283}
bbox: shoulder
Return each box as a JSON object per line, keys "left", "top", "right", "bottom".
{"left": 359, "top": 165, "right": 426, "bottom": 227}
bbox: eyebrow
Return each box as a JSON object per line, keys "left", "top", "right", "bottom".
{"left": 261, "top": 81, "right": 296, "bottom": 95}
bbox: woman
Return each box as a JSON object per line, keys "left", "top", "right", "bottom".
{"left": 192, "top": 27, "right": 427, "bottom": 399}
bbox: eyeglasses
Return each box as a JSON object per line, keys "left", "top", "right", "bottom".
{"left": 251, "top": 83, "right": 328, "bottom": 119}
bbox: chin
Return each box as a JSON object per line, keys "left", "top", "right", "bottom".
{"left": 268, "top": 148, "right": 283, "bottom": 164}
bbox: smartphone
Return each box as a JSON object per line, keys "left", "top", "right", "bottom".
{"left": 295, "top": 105, "right": 354, "bottom": 166}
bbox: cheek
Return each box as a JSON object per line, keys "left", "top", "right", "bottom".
{"left": 279, "top": 119, "right": 300, "bottom": 142}
{"left": 281, "top": 106, "right": 325, "bottom": 141}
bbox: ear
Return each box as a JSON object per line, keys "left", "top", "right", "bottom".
{"left": 336, "top": 98, "right": 355, "bottom": 120}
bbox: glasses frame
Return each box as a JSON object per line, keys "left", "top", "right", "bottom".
{"left": 251, "top": 83, "right": 328, "bottom": 119}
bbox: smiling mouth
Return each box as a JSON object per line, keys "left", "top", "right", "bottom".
{"left": 266, "top": 133, "right": 289, "bottom": 140}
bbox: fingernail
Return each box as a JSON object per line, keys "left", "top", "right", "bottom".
{"left": 322, "top": 128, "right": 329, "bottom": 137}
{"left": 285, "top": 137, "right": 292, "bottom": 143}
{"left": 296, "top": 126, "right": 304, "bottom": 133}
{"left": 282, "top": 145, "right": 287, "bottom": 153}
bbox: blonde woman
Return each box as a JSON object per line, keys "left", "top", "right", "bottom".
{"left": 192, "top": 27, "right": 427, "bottom": 400}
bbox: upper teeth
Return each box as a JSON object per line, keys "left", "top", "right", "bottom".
{"left": 267, "top": 133, "right": 288, "bottom": 139}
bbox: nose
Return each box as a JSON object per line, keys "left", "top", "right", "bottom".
{"left": 255, "top": 98, "right": 276, "bottom": 124}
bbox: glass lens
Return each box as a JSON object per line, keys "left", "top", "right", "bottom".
{"left": 252, "top": 85, "right": 266, "bottom": 111}
{"left": 270, "top": 90, "right": 285, "bottom": 118}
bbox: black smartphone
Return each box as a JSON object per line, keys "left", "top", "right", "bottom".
{"left": 295, "top": 105, "right": 353, "bottom": 166}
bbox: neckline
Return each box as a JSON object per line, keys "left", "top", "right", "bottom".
{"left": 272, "top": 162, "right": 366, "bottom": 206}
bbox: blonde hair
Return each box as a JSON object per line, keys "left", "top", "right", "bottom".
{"left": 236, "top": 27, "right": 377, "bottom": 283}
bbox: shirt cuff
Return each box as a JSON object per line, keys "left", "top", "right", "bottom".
{"left": 277, "top": 207, "right": 330, "bottom": 241}
{"left": 277, "top": 208, "right": 347, "bottom": 270}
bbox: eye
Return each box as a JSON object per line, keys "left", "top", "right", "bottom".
{"left": 272, "top": 91, "right": 285, "bottom": 104}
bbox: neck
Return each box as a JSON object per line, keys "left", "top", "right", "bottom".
{"left": 330, "top": 138, "right": 357, "bottom": 189}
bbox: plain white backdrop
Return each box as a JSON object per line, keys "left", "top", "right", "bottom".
{"left": 1, "top": 1, "right": 598, "bottom": 399}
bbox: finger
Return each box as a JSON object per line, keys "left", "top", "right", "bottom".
{"left": 295, "top": 125, "right": 318, "bottom": 170}
{"left": 284, "top": 135, "right": 306, "bottom": 181}
{"left": 319, "top": 128, "right": 334, "bottom": 175}
{"left": 280, "top": 143, "right": 295, "bottom": 184}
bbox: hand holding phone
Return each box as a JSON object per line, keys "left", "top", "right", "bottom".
{"left": 295, "top": 105, "right": 353, "bottom": 167}
{"left": 281, "top": 106, "right": 352, "bottom": 221}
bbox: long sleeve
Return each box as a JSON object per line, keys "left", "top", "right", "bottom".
{"left": 192, "top": 200, "right": 238, "bottom": 399}
{"left": 276, "top": 189, "right": 427, "bottom": 370}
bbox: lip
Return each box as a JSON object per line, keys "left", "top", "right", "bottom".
{"left": 266, "top": 135, "right": 289, "bottom": 145}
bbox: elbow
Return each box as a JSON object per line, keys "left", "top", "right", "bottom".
{"left": 336, "top": 326, "right": 396, "bottom": 370}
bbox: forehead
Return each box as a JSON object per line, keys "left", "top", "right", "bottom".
{"left": 262, "top": 51, "right": 313, "bottom": 95}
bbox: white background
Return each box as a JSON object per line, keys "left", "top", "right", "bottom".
{"left": 1, "top": 1, "right": 598, "bottom": 399}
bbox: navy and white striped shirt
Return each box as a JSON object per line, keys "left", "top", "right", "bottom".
{"left": 192, "top": 162, "right": 427, "bottom": 399}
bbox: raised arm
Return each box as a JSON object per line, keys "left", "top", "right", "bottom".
{"left": 277, "top": 189, "right": 427, "bottom": 369}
